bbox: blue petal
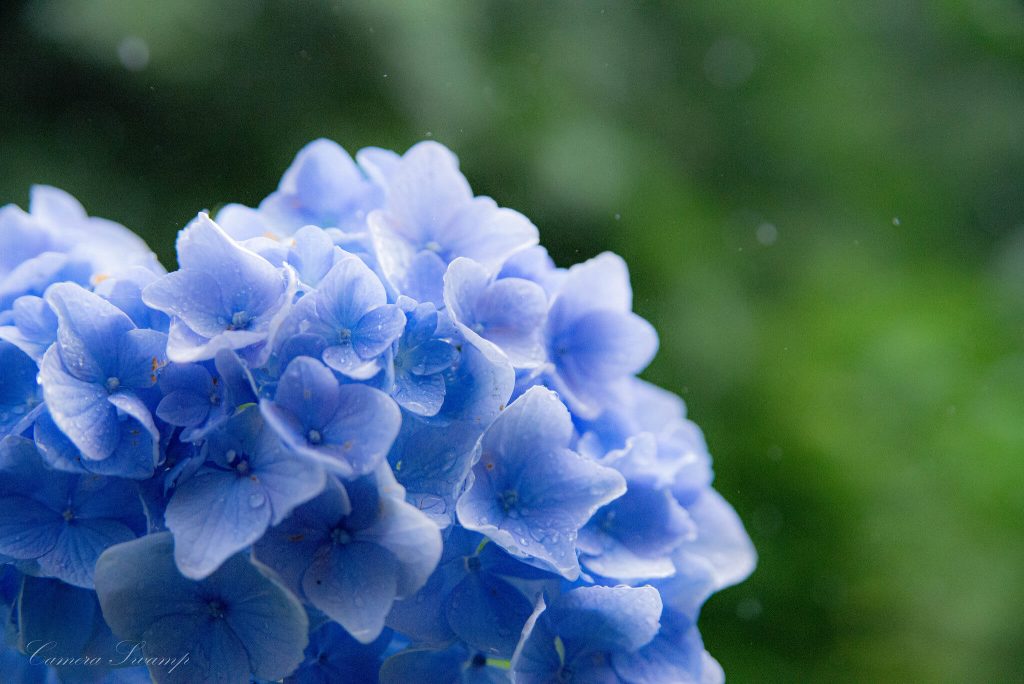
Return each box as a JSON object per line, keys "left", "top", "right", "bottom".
{"left": 302, "top": 541, "right": 399, "bottom": 643}
{"left": 430, "top": 341, "right": 515, "bottom": 427}
{"left": 355, "top": 485, "right": 442, "bottom": 596}
{"left": 39, "top": 346, "right": 118, "bottom": 461}
{"left": 156, "top": 389, "right": 211, "bottom": 428}
{"left": 165, "top": 468, "right": 272, "bottom": 579}
{"left": 352, "top": 304, "right": 406, "bottom": 359}
{"left": 252, "top": 482, "right": 346, "bottom": 596}
{"left": 262, "top": 138, "right": 374, "bottom": 230}
{"left": 406, "top": 339, "right": 458, "bottom": 376}
{"left": 33, "top": 410, "right": 154, "bottom": 480}
{"left": 444, "top": 197, "right": 539, "bottom": 273}
{"left": 676, "top": 488, "right": 756, "bottom": 591}
{"left": 384, "top": 558, "right": 462, "bottom": 645}
{"left": 0, "top": 341, "right": 40, "bottom": 437}
{"left": 36, "top": 518, "right": 138, "bottom": 588}
{"left": 114, "top": 328, "right": 168, "bottom": 389}
{"left": 143, "top": 269, "right": 229, "bottom": 338}
{"left": 322, "top": 340, "right": 381, "bottom": 379}
{"left": 313, "top": 253, "right": 388, "bottom": 329}
{"left": 0, "top": 295, "right": 57, "bottom": 362}
{"left": 387, "top": 417, "right": 482, "bottom": 527}
{"left": 288, "top": 225, "right": 340, "bottom": 286}
{"left": 446, "top": 572, "right": 534, "bottom": 657}
{"left": 393, "top": 370, "right": 446, "bottom": 417}
{"left": 0, "top": 496, "right": 61, "bottom": 560}
{"left": 16, "top": 575, "right": 105, "bottom": 655}
{"left": 271, "top": 356, "right": 341, "bottom": 430}
{"left": 473, "top": 277, "right": 547, "bottom": 367}
{"left": 378, "top": 141, "right": 472, "bottom": 245}
{"left": 46, "top": 282, "right": 134, "bottom": 382}
{"left": 548, "top": 585, "right": 662, "bottom": 654}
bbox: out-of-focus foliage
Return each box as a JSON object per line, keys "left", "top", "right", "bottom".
{"left": 1, "top": 1, "right": 1022, "bottom": 681}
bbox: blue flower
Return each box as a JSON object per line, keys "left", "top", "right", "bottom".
{"left": 544, "top": 253, "right": 658, "bottom": 420}
{"left": 254, "top": 469, "right": 441, "bottom": 643}
{"left": 456, "top": 387, "right": 627, "bottom": 580}
{"left": 577, "top": 434, "right": 698, "bottom": 581}
{"left": 142, "top": 213, "right": 295, "bottom": 363}
{"left": 444, "top": 257, "right": 548, "bottom": 368}
{"left": 388, "top": 529, "right": 558, "bottom": 658}
{"left": 260, "top": 356, "right": 401, "bottom": 478}
{"left": 0, "top": 436, "right": 146, "bottom": 588}
{"left": 155, "top": 349, "right": 258, "bottom": 442}
{"left": 94, "top": 532, "right": 309, "bottom": 684}
{"left": 273, "top": 252, "right": 405, "bottom": 380}
{"left": 0, "top": 139, "right": 755, "bottom": 683}
{"left": 367, "top": 141, "right": 538, "bottom": 304}
{"left": 164, "top": 406, "right": 326, "bottom": 579}
{"left": 391, "top": 298, "right": 460, "bottom": 417}
{"left": 510, "top": 585, "right": 662, "bottom": 683}
{"left": 38, "top": 283, "right": 165, "bottom": 472}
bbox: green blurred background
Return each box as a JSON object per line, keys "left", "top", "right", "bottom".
{"left": 2, "top": 1, "right": 1023, "bottom": 681}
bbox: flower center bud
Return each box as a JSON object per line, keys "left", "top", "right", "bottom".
{"left": 105, "top": 377, "right": 121, "bottom": 393}
{"left": 227, "top": 311, "right": 250, "bottom": 330}
{"left": 307, "top": 429, "right": 323, "bottom": 445}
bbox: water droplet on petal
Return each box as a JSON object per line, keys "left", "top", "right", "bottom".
{"left": 248, "top": 492, "right": 266, "bottom": 508}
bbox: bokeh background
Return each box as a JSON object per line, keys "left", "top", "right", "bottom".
{"left": 2, "top": 1, "right": 1023, "bottom": 681}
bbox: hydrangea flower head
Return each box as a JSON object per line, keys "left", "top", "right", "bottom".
{"left": 0, "top": 138, "right": 753, "bottom": 683}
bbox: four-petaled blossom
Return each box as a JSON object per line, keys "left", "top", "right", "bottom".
{"left": 164, "top": 406, "right": 325, "bottom": 579}
{"left": 274, "top": 251, "right": 405, "bottom": 379}
{"left": 95, "top": 532, "right": 309, "bottom": 684}
{"left": 444, "top": 256, "right": 548, "bottom": 368}
{"left": 255, "top": 469, "right": 441, "bottom": 643}
{"left": 0, "top": 437, "right": 146, "bottom": 588}
{"left": 260, "top": 355, "right": 401, "bottom": 478}
{"left": 456, "top": 386, "right": 627, "bottom": 579}
{"left": 366, "top": 141, "right": 539, "bottom": 304}
{"left": 39, "top": 283, "right": 165, "bottom": 475}
{"left": 142, "top": 213, "right": 295, "bottom": 363}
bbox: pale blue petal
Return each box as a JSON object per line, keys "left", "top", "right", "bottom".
{"left": 446, "top": 572, "right": 534, "bottom": 657}
{"left": 46, "top": 282, "right": 134, "bottom": 381}
{"left": 352, "top": 304, "right": 405, "bottom": 359}
{"left": 356, "top": 492, "right": 442, "bottom": 596}
{"left": 677, "top": 488, "right": 757, "bottom": 591}
{"left": 302, "top": 541, "right": 399, "bottom": 643}
{"left": 444, "top": 198, "right": 539, "bottom": 272}
{"left": 39, "top": 346, "right": 118, "bottom": 461}
{"left": 165, "top": 469, "right": 272, "bottom": 579}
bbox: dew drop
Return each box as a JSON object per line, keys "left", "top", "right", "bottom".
{"left": 248, "top": 492, "right": 266, "bottom": 508}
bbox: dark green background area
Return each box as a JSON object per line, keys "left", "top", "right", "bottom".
{"left": 2, "top": 1, "right": 1023, "bottom": 681}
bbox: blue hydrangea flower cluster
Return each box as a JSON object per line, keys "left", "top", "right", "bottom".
{"left": 0, "top": 140, "right": 755, "bottom": 683}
